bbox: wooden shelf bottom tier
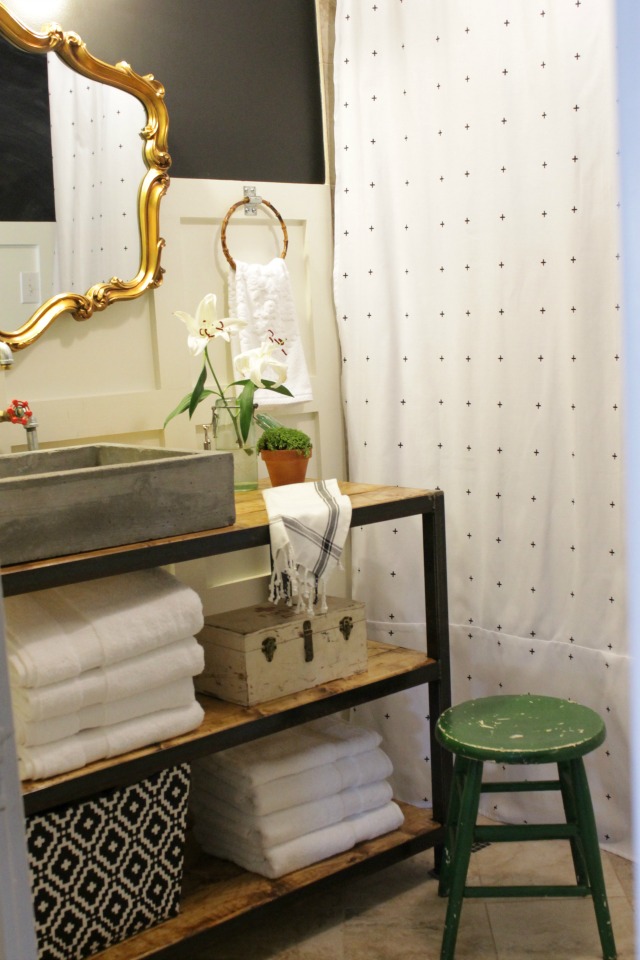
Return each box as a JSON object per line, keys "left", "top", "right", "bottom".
{"left": 94, "top": 803, "right": 442, "bottom": 960}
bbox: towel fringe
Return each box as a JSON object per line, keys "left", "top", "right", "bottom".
{"left": 268, "top": 547, "right": 329, "bottom": 615}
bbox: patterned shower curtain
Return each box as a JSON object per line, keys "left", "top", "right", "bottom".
{"left": 333, "top": 1, "right": 630, "bottom": 857}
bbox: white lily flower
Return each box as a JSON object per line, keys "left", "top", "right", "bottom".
{"left": 174, "top": 293, "right": 216, "bottom": 356}
{"left": 174, "top": 293, "right": 246, "bottom": 356}
{"left": 234, "top": 341, "right": 288, "bottom": 388}
{"left": 214, "top": 317, "right": 247, "bottom": 341}
{"left": 166, "top": 295, "right": 288, "bottom": 432}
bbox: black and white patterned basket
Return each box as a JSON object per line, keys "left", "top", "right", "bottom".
{"left": 26, "top": 764, "right": 190, "bottom": 960}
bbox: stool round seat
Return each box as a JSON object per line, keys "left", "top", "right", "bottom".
{"left": 436, "top": 694, "right": 606, "bottom": 765}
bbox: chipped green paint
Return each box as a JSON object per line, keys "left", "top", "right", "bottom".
{"left": 435, "top": 694, "right": 606, "bottom": 764}
{"left": 435, "top": 695, "right": 616, "bottom": 960}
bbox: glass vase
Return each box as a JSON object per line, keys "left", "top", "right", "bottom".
{"left": 212, "top": 400, "right": 258, "bottom": 492}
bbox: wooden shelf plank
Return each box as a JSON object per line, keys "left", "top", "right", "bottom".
{"left": 1, "top": 483, "right": 440, "bottom": 595}
{"left": 93, "top": 803, "right": 442, "bottom": 960}
{"left": 22, "top": 641, "right": 436, "bottom": 814}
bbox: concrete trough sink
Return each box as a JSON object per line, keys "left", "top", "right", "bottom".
{"left": 0, "top": 444, "right": 235, "bottom": 566}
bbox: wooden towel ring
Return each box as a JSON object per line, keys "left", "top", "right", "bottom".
{"left": 220, "top": 197, "right": 289, "bottom": 270}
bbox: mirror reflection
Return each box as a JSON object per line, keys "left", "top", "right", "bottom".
{"left": 0, "top": 2, "right": 170, "bottom": 356}
{"left": 47, "top": 54, "right": 145, "bottom": 294}
{"left": 0, "top": 34, "right": 146, "bottom": 334}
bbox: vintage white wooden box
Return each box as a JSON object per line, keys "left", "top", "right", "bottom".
{"left": 195, "top": 597, "right": 368, "bottom": 706}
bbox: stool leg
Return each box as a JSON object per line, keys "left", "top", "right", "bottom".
{"left": 440, "top": 758, "right": 483, "bottom": 960}
{"left": 569, "top": 758, "right": 617, "bottom": 960}
{"left": 558, "top": 760, "right": 589, "bottom": 887}
{"left": 438, "top": 755, "right": 471, "bottom": 897}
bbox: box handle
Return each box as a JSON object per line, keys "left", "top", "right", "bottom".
{"left": 339, "top": 616, "right": 354, "bottom": 641}
{"left": 262, "top": 636, "right": 277, "bottom": 662}
{"left": 303, "top": 620, "right": 314, "bottom": 662}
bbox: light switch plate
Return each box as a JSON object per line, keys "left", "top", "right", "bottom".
{"left": 20, "top": 271, "right": 40, "bottom": 304}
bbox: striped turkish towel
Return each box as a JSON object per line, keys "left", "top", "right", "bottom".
{"left": 262, "top": 479, "right": 352, "bottom": 613}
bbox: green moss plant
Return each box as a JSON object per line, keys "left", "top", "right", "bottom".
{"left": 256, "top": 426, "right": 312, "bottom": 458}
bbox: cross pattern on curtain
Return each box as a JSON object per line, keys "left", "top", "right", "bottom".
{"left": 334, "top": 0, "right": 629, "bottom": 856}
{"left": 47, "top": 55, "right": 144, "bottom": 297}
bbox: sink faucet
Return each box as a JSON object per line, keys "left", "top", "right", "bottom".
{"left": 0, "top": 399, "right": 39, "bottom": 450}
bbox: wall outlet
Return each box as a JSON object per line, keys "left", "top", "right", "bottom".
{"left": 20, "top": 271, "right": 40, "bottom": 304}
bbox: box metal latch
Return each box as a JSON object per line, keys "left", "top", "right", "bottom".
{"left": 261, "top": 636, "right": 277, "bottom": 662}
{"left": 303, "top": 620, "right": 314, "bottom": 662}
{"left": 339, "top": 616, "right": 354, "bottom": 641}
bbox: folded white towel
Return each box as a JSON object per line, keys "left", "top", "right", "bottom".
{"left": 10, "top": 636, "right": 204, "bottom": 723}
{"left": 190, "top": 778, "right": 393, "bottom": 848}
{"left": 191, "top": 746, "right": 393, "bottom": 816}
{"left": 193, "top": 717, "right": 380, "bottom": 788}
{"left": 18, "top": 700, "right": 204, "bottom": 781}
{"left": 193, "top": 801, "right": 404, "bottom": 879}
{"left": 6, "top": 568, "right": 204, "bottom": 688}
{"left": 229, "top": 258, "right": 313, "bottom": 405}
{"left": 262, "top": 480, "right": 352, "bottom": 614}
{"left": 15, "top": 676, "right": 197, "bottom": 747}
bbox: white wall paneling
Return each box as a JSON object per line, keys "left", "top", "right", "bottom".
{"left": 155, "top": 177, "right": 347, "bottom": 612}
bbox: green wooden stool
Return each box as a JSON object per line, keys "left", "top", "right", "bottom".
{"left": 435, "top": 694, "right": 616, "bottom": 960}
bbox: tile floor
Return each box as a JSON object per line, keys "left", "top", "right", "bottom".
{"left": 193, "top": 827, "right": 635, "bottom": 959}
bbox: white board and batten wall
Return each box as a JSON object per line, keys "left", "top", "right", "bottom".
{"left": 156, "top": 178, "right": 347, "bottom": 608}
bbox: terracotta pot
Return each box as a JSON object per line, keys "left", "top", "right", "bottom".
{"left": 260, "top": 448, "right": 312, "bottom": 486}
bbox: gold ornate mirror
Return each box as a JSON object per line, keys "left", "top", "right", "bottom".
{"left": 0, "top": 2, "right": 170, "bottom": 358}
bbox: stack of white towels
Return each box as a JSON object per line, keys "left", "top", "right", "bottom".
{"left": 190, "top": 716, "right": 403, "bottom": 879}
{"left": 6, "top": 568, "right": 205, "bottom": 781}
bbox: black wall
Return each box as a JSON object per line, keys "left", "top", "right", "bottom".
{"left": 47, "top": 0, "right": 325, "bottom": 184}
{"left": 0, "top": 35, "right": 55, "bottom": 220}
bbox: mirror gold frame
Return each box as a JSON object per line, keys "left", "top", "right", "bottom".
{"left": 0, "top": 3, "right": 170, "bottom": 353}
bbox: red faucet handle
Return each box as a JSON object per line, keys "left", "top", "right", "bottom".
{"left": 6, "top": 399, "right": 33, "bottom": 426}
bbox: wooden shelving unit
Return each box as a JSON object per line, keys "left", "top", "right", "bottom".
{"left": 6, "top": 482, "right": 453, "bottom": 959}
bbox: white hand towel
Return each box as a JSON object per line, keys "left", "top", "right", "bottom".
{"left": 10, "top": 636, "right": 204, "bottom": 723}
{"left": 190, "top": 779, "right": 394, "bottom": 848}
{"left": 262, "top": 480, "right": 352, "bottom": 613}
{"left": 15, "top": 676, "right": 197, "bottom": 747}
{"left": 18, "top": 700, "right": 204, "bottom": 781}
{"left": 229, "top": 258, "right": 313, "bottom": 404}
{"left": 194, "top": 717, "right": 379, "bottom": 788}
{"left": 191, "top": 746, "right": 393, "bottom": 816}
{"left": 5, "top": 568, "right": 204, "bottom": 688}
{"left": 193, "top": 801, "right": 405, "bottom": 879}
